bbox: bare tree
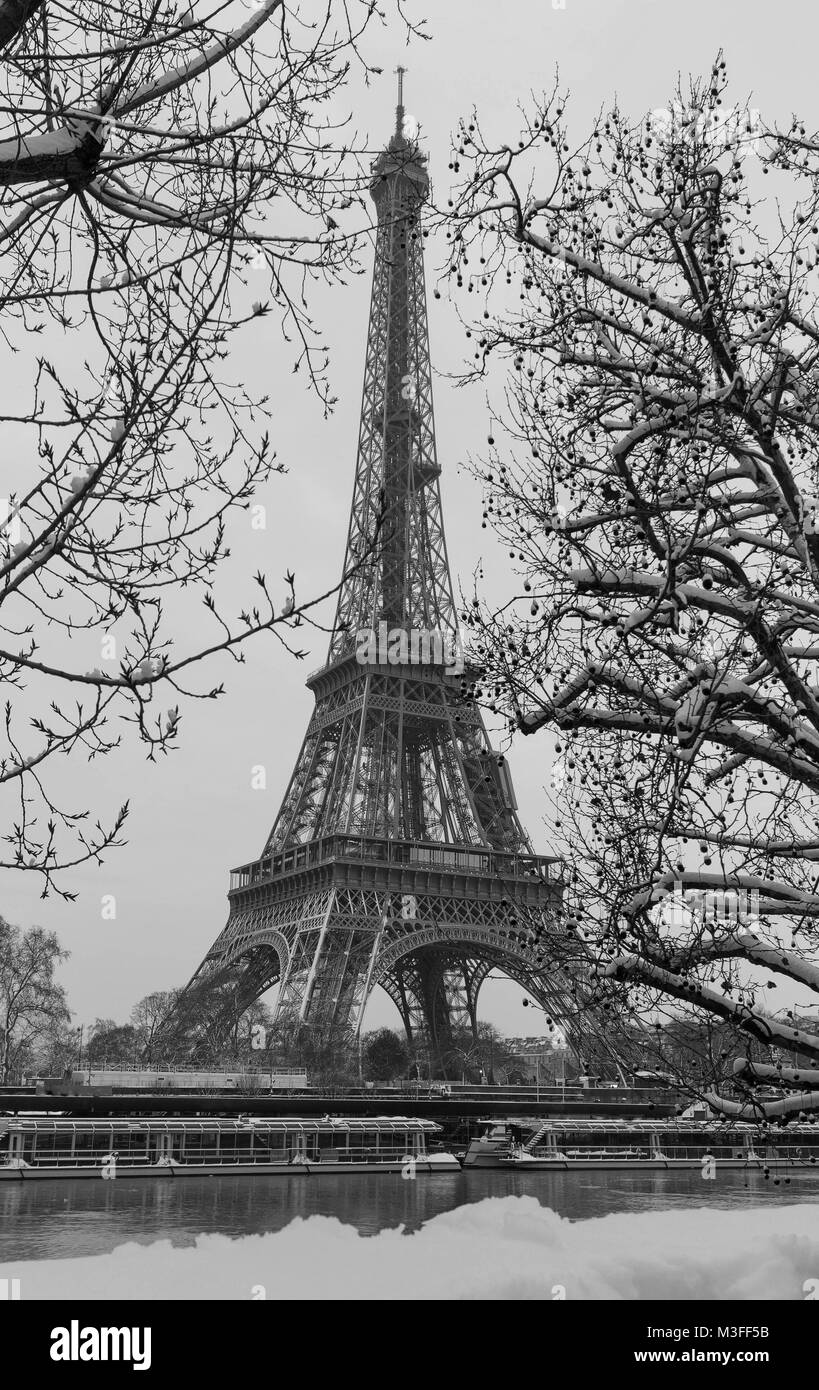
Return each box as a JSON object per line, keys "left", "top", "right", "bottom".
{"left": 30, "top": 1016, "right": 78, "bottom": 1077}
{"left": 0, "top": 915, "right": 70, "bottom": 1080}
{"left": 0, "top": 0, "right": 422, "bottom": 895}
{"left": 449, "top": 60, "right": 819, "bottom": 1120}
{"left": 130, "top": 988, "right": 181, "bottom": 1061}
{"left": 449, "top": 1021, "right": 510, "bottom": 1083}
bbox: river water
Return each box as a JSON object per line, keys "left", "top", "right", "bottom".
{"left": 2, "top": 1166, "right": 818, "bottom": 1262}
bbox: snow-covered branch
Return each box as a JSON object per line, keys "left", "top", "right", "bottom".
{"left": 450, "top": 61, "right": 819, "bottom": 1109}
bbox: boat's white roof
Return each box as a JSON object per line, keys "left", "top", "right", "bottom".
{"left": 0, "top": 1115, "right": 441, "bottom": 1134}
{"left": 486, "top": 1118, "right": 819, "bottom": 1134}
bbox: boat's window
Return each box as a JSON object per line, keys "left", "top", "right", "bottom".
{"left": 86, "top": 1131, "right": 115, "bottom": 1154}
{"left": 252, "top": 1132, "right": 286, "bottom": 1159}
{"left": 115, "top": 1132, "right": 147, "bottom": 1160}
{"left": 217, "top": 1132, "right": 251, "bottom": 1157}
{"left": 182, "top": 1131, "right": 206, "bottom": 1161}
{"left": 32, "top": 1132, "right": 57, "bottom": 1158}
{"left": 58, "top": 1135, "right": 76, "bottom": 1159}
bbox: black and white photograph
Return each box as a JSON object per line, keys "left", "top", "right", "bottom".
{"left": 0, "top": 0, "right": 818, "bottom": 1349}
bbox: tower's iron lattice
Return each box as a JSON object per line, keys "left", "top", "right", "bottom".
{"left": 166, "top": 83, "right": 625, "bottom": 1077}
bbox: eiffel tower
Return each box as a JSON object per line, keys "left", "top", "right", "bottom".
{"left": 168, "top": 76, "right": 622, "bottom": 1077}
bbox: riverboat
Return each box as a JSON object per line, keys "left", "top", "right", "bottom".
{"left": 463, "top": 1119, "right": 819, "bottom": 1171}
{"left": 0, "top": 1115, "right": 459, "bottom": 1179}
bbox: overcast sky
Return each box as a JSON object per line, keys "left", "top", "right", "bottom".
{"left": 5, "top": 0, "right": 817, "bottom": 1039}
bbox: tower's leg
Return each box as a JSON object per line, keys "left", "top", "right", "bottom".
{"left": 417, "top": 955, "right": 458, "bottom": 1079}
{"left": 275, "top": 888, "right": 388, "bottom": 1048}
{"left": 381, "top": 948, "right": 488, "bottom": 1079}
{"left": 152, "top": 903, "right": 290, "bottom": 1060}
{"left": 379, "top": 955, "right": 449, "bottom": 1076}
{"left": 444, "top": 957, "right": 493, "bottom": 1038}
{"left": 273, "top": 891, "right": 337, "bottom": 1028}
{"left": 381, "top": 958, "right": 427, "bottom": 1049}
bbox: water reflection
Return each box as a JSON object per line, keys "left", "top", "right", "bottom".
{"left": 2, "top": 1167, "right": 818, "bottom": 1262}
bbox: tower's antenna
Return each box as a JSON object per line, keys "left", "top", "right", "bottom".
{"left": 395, "top": 64, "right": 406, "bottom": 138}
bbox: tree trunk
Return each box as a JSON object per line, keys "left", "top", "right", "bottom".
{"left": 0, "top": 1020, "right": 10, "bottom": 1085}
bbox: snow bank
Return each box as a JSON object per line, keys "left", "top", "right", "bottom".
{"left": 3, "top": 1196, "right": 819, "bottom": 1300}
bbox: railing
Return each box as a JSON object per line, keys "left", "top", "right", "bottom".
{"left": 74, "top": 1065, "right": 304, "bottom": 1076}
{"left": 78, "top": 1068, "right": 307, "bottom": 1086}
{"left": 230, "top": 834, "right": 563, "bottom": 893}
{"left": 529, "top": 1144, "right": 789, "bottom": 1162}
{"left": 37, "top": 1069, "right": 310, "bottom": 1093}
{"left": 3, "top": 1142, "right": 425, "bottom": 1169}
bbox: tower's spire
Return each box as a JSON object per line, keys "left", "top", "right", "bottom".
{"left": 395, "top": 64, "right": 406, "bottom": 139}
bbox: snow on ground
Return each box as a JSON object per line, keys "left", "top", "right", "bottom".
{"left": 4, "top": 1196, "right": 819, "bottom": 1300}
